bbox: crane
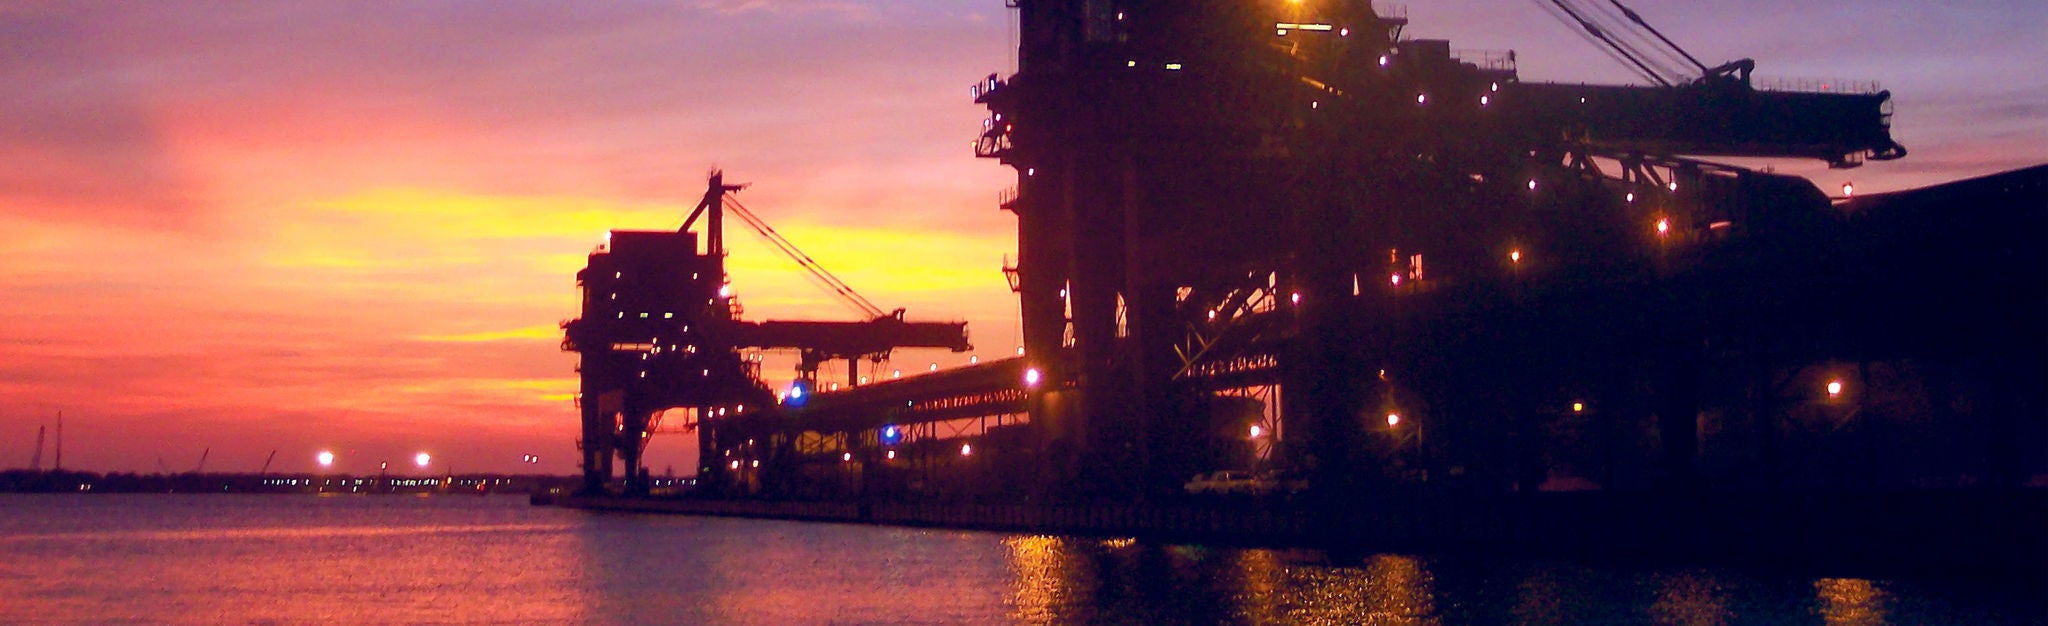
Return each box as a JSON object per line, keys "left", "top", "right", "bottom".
{"left": 563, "top": 172, "right": 971, "bottom": 494}
{"left": 29, "top": 426, "right": 43, "bottom": 471}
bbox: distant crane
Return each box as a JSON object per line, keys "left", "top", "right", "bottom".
{"left": 258, "top": 450, "right": 277, "bottom": 479}
{"left": 29, "top": 426, "right": 44, "bottom": 471}
{"left": 53, "top": 411, "right": 61, "bottom": 471}
{"left": 193, "top": 447, "right": 210, "bottom": 474}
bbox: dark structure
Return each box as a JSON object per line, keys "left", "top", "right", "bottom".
{"left": 562, "top": 172, "right": 970, "bottom": 494}
{"left": 566, "top": 1, "right": 2044, "bottom": 509}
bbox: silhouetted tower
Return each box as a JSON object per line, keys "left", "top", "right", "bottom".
{"left": 980, "top": 0, "right": 1903, "bottom": 496}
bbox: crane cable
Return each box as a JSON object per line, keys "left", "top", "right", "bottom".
{"left": 1539, "top": 0, "right": 1715, "bottom": 86}
{"left": 1579, "top": 0, "right": 1696, "bottom": 82}
{"left": 1538, "top": 0, "right": 1672, "bottom": 86}
{"left": 721, "top": 195, "right": 888, "bottom": 320}
{"left": 1601, "top": 0, "right": 1710, "bottom": 77}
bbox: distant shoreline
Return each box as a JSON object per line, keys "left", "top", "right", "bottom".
{"left": 0, "top": 469, "right": 579, "bottom": 495}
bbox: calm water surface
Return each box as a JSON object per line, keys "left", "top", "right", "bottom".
{"left": 0, "top": 494, "right": 2038, "bottom": 624}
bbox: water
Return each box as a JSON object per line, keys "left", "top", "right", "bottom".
{"left": 0, "top": 494, "right": 2038, "bottom": 625}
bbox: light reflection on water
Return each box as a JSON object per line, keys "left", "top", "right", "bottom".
{"left": 0, "top": 495, "right": 2038, "bottom": 625}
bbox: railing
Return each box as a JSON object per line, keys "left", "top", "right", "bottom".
{"left": 1453, "top": 49, "right": 1516, "bottom": 72}
{"left": 1754, "top": 76, "right": 1882, "bottom": 95}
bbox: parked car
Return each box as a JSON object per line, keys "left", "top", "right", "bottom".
{"left": 1184, "top": 470, "right": 1273, "bottom": 496}
{"left": 1260, "top": 469, "right": 1309, "bottom": 495}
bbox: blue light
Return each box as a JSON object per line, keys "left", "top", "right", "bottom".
{"left": 784, "top": 381, "right": 809, "bottom": 407}
{"left": 880, "top": 425, "right": 902, "bottom": 446}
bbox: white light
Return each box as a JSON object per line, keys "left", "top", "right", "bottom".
{"left": 1165, "top": 63, "right": 1183, "bottom": 71}
{"left": 960, "top": 444, "right": 973, "bottom": 456}
{"left": 1480, "top": 95, "right": 1489, "bottom": 106}
{"left": 1249, "top": 424, "right": 1264, "bottom": 438}
{"left": 1127, "top": 60, "right": 1136, "bottom": 67}
{"left": 1668, "top": 181, "right": 1679, "bottom": 191}
{"left": 730, "top": 460, "right": 740, "bottom": 469}
{"left": 886, "top": 450, "right": 896, "bottom": 460}
{"left": 750, "top": 460, "right": 759, "bottom": 468}
{"left": 893, "top": 370, "right": 902, "bottom": 379}
{"left": 1572, "top": 402, "right": 1584, "bottom": 413}
{"left": 843, "top": 452, "right": 853, "bottom": 462}
{"left": 1016, "top": 346, "right": 1026, "bottom": 355}
{"left": 1841, "top": 182, "right": 1855, "bottom": 197}
{"left": 1024, "top": 367, "right": 1043, "bottom": 387}
{"left": 1656, "top": 218, "right": 1671, "bottom": 236}
{"left": 414, "top": 452, "right": 430, "bottom": 468}
{"left": 1827, "top": 380, "right": 1844, "bottom": 398}
{"left": 1390, "top": 273, "right": 1402, "bottom": 286}
{"left": 1378, "top": 55, "right": 1389, "bottom": 67}
{"left": 1626, "top": 192, "right": 1636, "bottom": 202}
{"left": 717, "top": 284, "right": 732, "bottom": 298}
{"left": 317, "top": 451, "right": 334, "bottom": 467}
{"left": 1510, "top": 250, "right": 1522, "bottom": 263}
{"left": 1491, "top": 82, "right": 1500, "bottom": 92}
{"left": 1290, "top": 292, "right": 1302, "bottom": 304}
{"left": 970, "top": 355, "right": 979, "bottom": 364}
{"left": 1528, "top": 179, "right": 1538, "bottom": 191}
{"left": 929, "top": 363, "right": 939, "bottom": 372}
{"left": 1386, "top": 413, "right": 1401, "bottom": 427}
{"left": 1339, "top": 27, "right": 1349, "bottom": 37}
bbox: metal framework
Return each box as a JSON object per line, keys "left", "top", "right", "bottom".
{"left": 564, "top": 1, "right": 2042, "bottom": 500}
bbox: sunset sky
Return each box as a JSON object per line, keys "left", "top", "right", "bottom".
{"left": 4, "top": 1, "right": 2041, "bottom": 475}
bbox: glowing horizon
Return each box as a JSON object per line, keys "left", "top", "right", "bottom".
{"left": 1, "top": 1, "right": 2040, "bottom": 475}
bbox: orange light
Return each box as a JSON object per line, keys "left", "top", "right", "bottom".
{"left": 1656, "top": 218, "right": 1670, "bottom": 236}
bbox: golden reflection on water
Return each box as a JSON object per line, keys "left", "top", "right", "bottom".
{"left": 1267, "top": 554, "right": 1441, "bottom": 625}
{"left": 1647, "top": 571, "right": 1733, "bottom": 626}
{"left": 1816, "top": 577, "right": 1891, "bottom": 626}
{"left": 1005, "top": 535, "right": 1075, "bottom": 624}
